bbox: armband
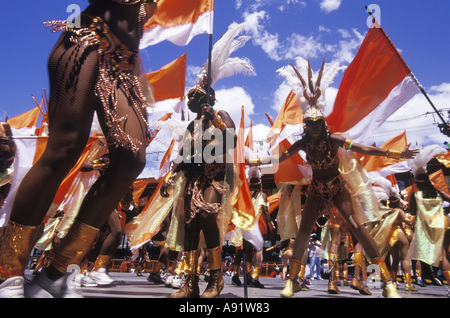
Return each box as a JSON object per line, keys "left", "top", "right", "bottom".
{"left": 386, "top": 149, "right": 402, "bottom": 160}
{"left": 212, "top": 115, "right": 227, "bottom": 131}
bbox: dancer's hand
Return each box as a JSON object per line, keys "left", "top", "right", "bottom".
{"left": 160, "top": 181, "right": 170, "bottom": 197}
{"left": 402, "top": 143, "right": 419, "bottom": 159}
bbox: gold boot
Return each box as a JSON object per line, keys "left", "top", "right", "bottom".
{"left": 201, "top": 246, "right": 224, "bottom": 298}
{"left": 404, "top": 273, "right": 418, "bottom": 291}
{"left": 328, "top": 253, "right": 340, "bottom": 294}
{"left": 50, "top": 220, "right": 100, "bottom": 274}
{"left": 251, "top": 267, "right": 265, "bottom": 288}
{"left": 372, "top": 257, "right": 402, "bottom": 298}
{"left": 350, "top": 253, "right": 371, "bottom": 295}
{"left": 280, "top": 258, "right": 302, "bottom": 298}
{"left": 94, "top": 254, "right": 112, "bottom": 271}
{"left": 0, "top": 220, "right": 39, "bottom": 280}
{"left": 170, "top": 251, "right": 200, "bottom": 298}
{"left": 343, "top": 269, "right": 349, "bottom": 286}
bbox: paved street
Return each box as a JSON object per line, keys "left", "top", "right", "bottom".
{"left": 75, "top": 272, "right": 448, "bottom": 299}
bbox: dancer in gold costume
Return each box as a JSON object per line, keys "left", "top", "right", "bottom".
{"left": 249, "top": 57, "right": 417, "bottom": 298}
{"left": 408, "top": 158, "right": 450, "bottom": 297}
{"left": 160, "top": 84, "right": 236, "bottom": 299}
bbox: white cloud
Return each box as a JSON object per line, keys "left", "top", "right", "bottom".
{"left": 320, "top": 0, "right": 342, "bottom": 13}
{"left": 215, "top": 86, "right": 255, "bottom": 128}
{"left": 271, "top": 82, "right": 292, "bottom": 112}
{"left": 242, "top": 8, "right": 364, "bottom": 63}
{"left": 243, "top": 11, "right": 283, "bottom": 61}
{"left": 372, "top": 82, "right": 450, "bottom": 147}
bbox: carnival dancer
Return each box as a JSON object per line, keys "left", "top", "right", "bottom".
{"left": 159, "top": 82, "right": 235, "bottom": 298}
{"left": 407, "top": 145, "right": 450, "bottom": 297}
{"left": 321, "top": 206, "right": 370, "bottom": 294}
{"left": 371, "top": 176, "right": 417, "bottom": 292}
{"left": 159, "top": 22, "right": 255, "bottom": 298}
{"left": 0, "top": 0, "right": 157, "bottom": 298}
{"left": 249, "top": 57, "right": 418, "bottom": 298}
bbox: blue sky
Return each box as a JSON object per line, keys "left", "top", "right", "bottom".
{"left": 1, "top": 0, "right": 449, "bottom": 158}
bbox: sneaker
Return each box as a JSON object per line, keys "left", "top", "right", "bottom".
{"left": 171, "top": 275, "right": 184, "bottom": 289}
{"left": 0, "top": 276, "right": 25, "bottom": 298}
{"left": 416, "top": 277, "right": 427, "bottom": 287}
{"left": 74, "top": 273, "right": 98, "bottom": 287}
{"left": 24, "top": 267, "right": 83, "bottom": 298}
{"left": 433, "top": 277, "right": 443, "bottom": 286}
{"left": 147, "top": 272, "right": 164, "bottom": 285}
{"left": 164, "top": 274, "right": 174, "bottom": 287}
{"left": 89, "top": 268, "right": 114, "bottom": 286}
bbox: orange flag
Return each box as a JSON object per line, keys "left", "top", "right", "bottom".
{"left": 141, "top": 0, "right": 214, "bottom": 47}
{"left": 147, "top": 53, "right": 186, "bottom": 102}
{"left": 429, "top": 169, "right": 450, "bottom": 195}
{"left": 8, "top": 107, "right": 40, "bottom": 130}
{"left": 362, "top": 131, "right": 408, "bottom": 172}
{"left": 266, "top": 92, "right": 308, "bottom": 184}
{"left": 232, "top": 106, "right": 255, "bottom": 226}
{"left": 326, "top": 26, "right": 420, "bottom": 142}
{"left": 132, "top": 179, "right": 151, "bottom": 203}
{"left": 267, "top": 193, "right": 280, "bottom": 214}
{"left": 273, "top": 139, "right": 307, "bottom": 185}
{"left": 51, "top": 136, "right": 99, "bottom": 206}
{"left": 267, "top": 90, "right": 301, "bottom": 146}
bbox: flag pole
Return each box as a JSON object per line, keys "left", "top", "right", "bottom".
{"left": 365, "top": 6, "right": 450, "bottom": 136}
{"left": 206, "top": 1, "right": 214, "bottom": 105}
{"left": 206, "top": 33, "right": 213, "bottom": 105}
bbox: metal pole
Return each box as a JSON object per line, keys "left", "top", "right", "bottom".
{"left": 243, "top": 251, "right": 248, "bottom": 298}
{"left": 206, "top": 33, "right": 213, "bottom": 105}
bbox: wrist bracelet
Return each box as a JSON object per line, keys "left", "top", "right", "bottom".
{"left": 386, "top": 149, "right": 402, "bottom": 160}
{"left": 343, "top": 139, "right": 353, "bottom": 150}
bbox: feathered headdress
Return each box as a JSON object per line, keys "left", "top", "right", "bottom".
{"left": 371, "top": 175, "right": 398, "bottom": 200}
{"left": 247, "top": 166, "right": 261, "bottom": 183}
{"left": 277, "top": 56, "right": 343, "bottom": 122}
{"left": 407, "top": 144, "right": 447, "bottom": 177}
{"left": 196, "top": 22, "right": 256, "bottom": 88}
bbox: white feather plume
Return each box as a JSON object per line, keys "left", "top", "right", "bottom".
{"left": 407, "top": 144, "right": 447, "bottom": 177}
{"left": 372, "top": 186, "right": 389, "bottom": 202}
{"left": 247, "top": 166, "right": 261, "bottom": 181}
{"left": 196, "top": 22, "right": 256, "bottom": 87}
{"left": 370, "top": 175, "right": 397, "bottom": 198}
{"left": 277, "top": 57, "right": 344, "bottom": 114}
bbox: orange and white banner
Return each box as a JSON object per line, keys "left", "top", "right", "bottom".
{"left": 147, "top": 53, "right": 187, "bottom": 114}
{"left": 147, "top": 52, "right": 186, "bottom": 102}
{"left": 141, "top": 0, "right": 214, "bottom": 48}
{"left": 327, "top": 25, "right": 421, "bottom": 143}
